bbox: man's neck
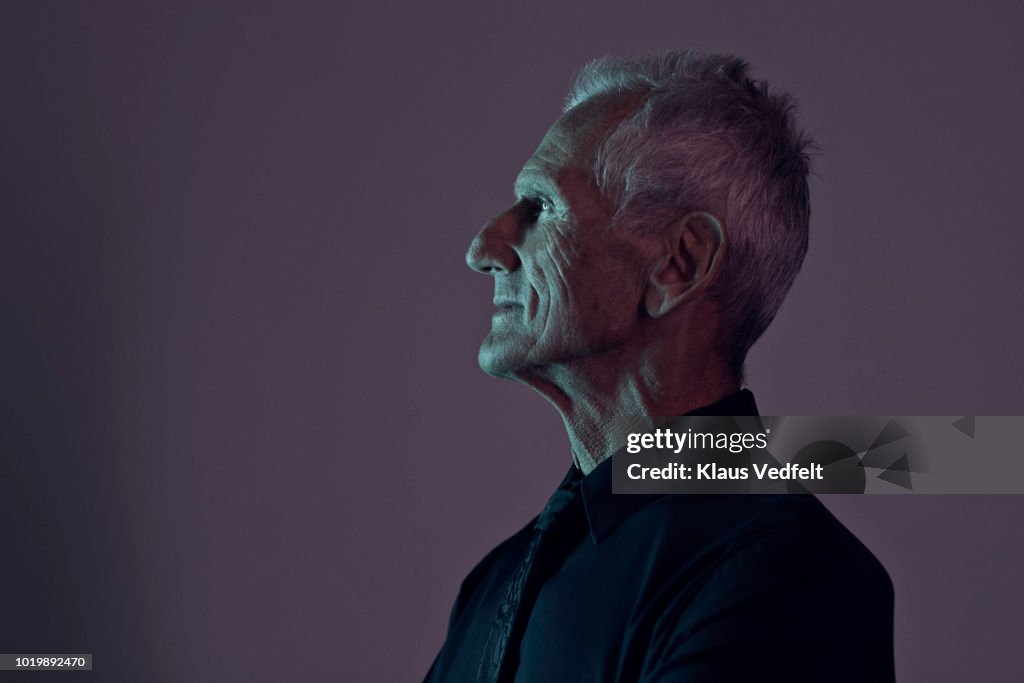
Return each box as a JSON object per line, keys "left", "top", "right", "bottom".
{"left": 514, "top": 344, "right": 739, "bottom": 475}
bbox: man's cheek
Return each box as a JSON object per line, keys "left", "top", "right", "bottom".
{"left": 524, "top": 267, "right": 552, "bottom": 322}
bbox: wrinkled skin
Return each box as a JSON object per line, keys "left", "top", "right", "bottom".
{"left": 466, "top": 99, "right": 651, "bottom": 380}
{"left": 465, "top": 97, "right": 736, "bottom": 473}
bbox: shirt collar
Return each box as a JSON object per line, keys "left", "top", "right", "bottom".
{"left": 561, "top": 389, "right": 761, "bottom": 544}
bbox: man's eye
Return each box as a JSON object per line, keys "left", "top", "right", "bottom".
{"left": 528, "top": 196, "right": 554, "bottom": 215}
{"left": 517, "top": 195, "right": 555, "bottom": 219}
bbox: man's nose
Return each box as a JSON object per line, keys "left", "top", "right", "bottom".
{"left": 465, "top": 210, "right": 522, "bottom": 275}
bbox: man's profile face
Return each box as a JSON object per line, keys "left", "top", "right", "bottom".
{"left": 466, "top": 100, "right": 652, "bottom": 379}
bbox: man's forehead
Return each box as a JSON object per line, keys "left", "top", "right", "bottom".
{"left": 516, "top": 95, "right": 639, "bottom": 191}
{"left": 518, "top": 119, "right": 588, "bottom": 182}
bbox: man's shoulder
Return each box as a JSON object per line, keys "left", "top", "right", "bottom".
{"left": 631, "top": 495, "right": 896, "bottom": 681}
{"left": 637, "top": 494, "right": 892, "bottom": 592}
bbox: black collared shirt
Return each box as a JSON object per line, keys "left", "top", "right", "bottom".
{"left": 424, "top": 390, "right": 895, "bottom": 682}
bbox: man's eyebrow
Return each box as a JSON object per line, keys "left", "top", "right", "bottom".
{"left": 513, "top": 168, "right": 561, "bottom": 198}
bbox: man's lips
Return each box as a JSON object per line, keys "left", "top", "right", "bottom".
{"left": 492, "top": 300, "right": 524, "bottom": 322}
{"left": 493, "top": 299, "right": 523, "bottom": 310}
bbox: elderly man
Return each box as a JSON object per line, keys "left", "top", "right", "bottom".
{"left": 424, "top": 52, "right": 895, "bottom": 682}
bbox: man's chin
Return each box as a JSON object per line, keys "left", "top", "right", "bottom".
{"left": 477, "top": 335, "right": 531, "bottom": 378}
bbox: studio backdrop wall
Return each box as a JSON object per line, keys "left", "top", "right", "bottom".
{"left": 2, "top": 1, "right": 1022, "bottom": 681}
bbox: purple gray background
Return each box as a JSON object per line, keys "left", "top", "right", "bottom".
{"left": 2, "top": 1, "right": 1022, "bottom": 681}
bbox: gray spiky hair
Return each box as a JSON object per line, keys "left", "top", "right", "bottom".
{"left": 567, "top": 52, "right": 813, "bottom": 376}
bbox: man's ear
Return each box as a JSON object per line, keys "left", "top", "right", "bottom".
{"left": 644, "top": 211, "right": 727, "bottom": 318}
